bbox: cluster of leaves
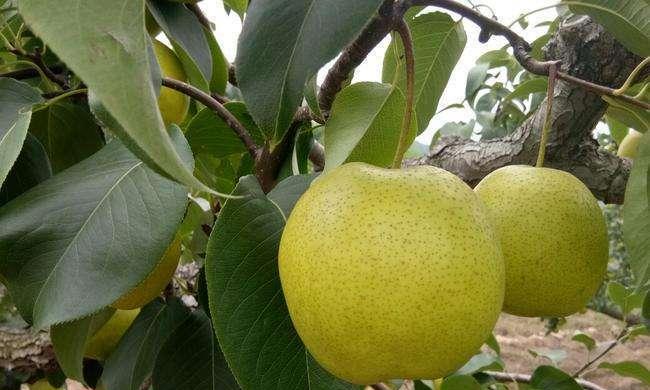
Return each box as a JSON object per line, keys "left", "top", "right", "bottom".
{"left": 0, "top": 0, "right": 648, "bottom": 389}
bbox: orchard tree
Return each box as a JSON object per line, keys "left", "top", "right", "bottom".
{"left": 0, "top": 0, "right": 648, "bottom": 389}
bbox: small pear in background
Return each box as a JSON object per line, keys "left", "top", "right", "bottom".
{"left": 475, "top": 165, "right": 608, "bottom": 318}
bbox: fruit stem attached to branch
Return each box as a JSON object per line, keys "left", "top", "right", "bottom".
{"left": 161, "top": 77, "right": 260, "bottom": 160}
{"left": 391, "top": 19, "right": 416, "bottom": 169}
{"left": 614, "top": 56, "right": 650, "bottom": 96}
{"left": 536, "top": 61, "right": 559, "bottom": 168}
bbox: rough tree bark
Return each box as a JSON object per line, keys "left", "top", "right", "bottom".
{"left": 406, "top": 16, "right": 643, "bottom": 204}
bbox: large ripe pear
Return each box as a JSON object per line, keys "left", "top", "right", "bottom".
{"left": 279, "top": 162, "right": 505, "bottom": 385}
{"left": 475, "top": 165, "right": 608, "bottom": 317}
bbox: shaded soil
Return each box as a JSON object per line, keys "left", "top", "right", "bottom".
{"left": 494, "top": 310, "right": 649, "bottom": 389}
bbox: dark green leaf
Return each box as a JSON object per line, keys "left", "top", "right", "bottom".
{"left": 29, "top": 102, "right": 104, "bottom": 173}
{"left": 147, "top": 0, "right": 212, "bottom": 89}
{"left": 485, "top": 333, "right": 501, "bottom": 355}
{"left": 304, "top": 75, "right": 323, "bottom": 121}
{"left": 153, "top": 309, "right": 238, "bottom": 390}
{"left": 603, "top": 95, "right": 650, "bottom": 133}
{"left": 599, "top": 361, "right": 650, "bottom": 385}
{"left": 18, "top": 0, "right": 210, "bottom": 191}
{"left": 205, "top": 27, "right": 229, "bottom": 95}
{"left": 623, "top": 132, "right": 650, "bottom": 286}
{"left": 465, "top": 63, "right": 489, "bottom": 104}
{"left": 205, "top": 176, "right": 359, "bottom": 390}
{"left": 268, "top": 174, "right": 317, "bottom": 217}
{"left": 186, "top": 102, "right": 263, "bottom": 158}
{"left": 383, "top": 12, "right": 466, "bottom": 133}
{"left": 50, "top": 308, "right": 115, "bottom": 382}
{"left": 224, "top": 0, "right": 248, "bottom": 19}
{"left": 440, "top": 375, "right": 481, "bottom": 390}
{"left": 0, "top": 133, "right": 51, "bottom": 207}
{"left": 529, "top": 366, "right": 581, "bottom": 390}
{"left": 0, "top": 77, "right": 43, "bottom": 187}
{"left": 324, "top": 82, "right": 416, "bottom": 170}
{"left": 0, "top": 130, "right": 191, "bottom": 327}
{"left": 505, "top": 78, "right": 548, "bottom": 102}
{"left": 236, "top": 0, "right": 384, "bottom": 139}
{"left": 455, "top": 353, "right": 504, "bottom": 375}
{"left": 566, "top": 0, "right": 650, "bottom": 57}
{"left": 438, "top": 120, "right": 475, "bottom": 139}
{"left": 571, "top": 332, "right": 596, "bottom": 351}
{"left": 606, "top": 114, "right": 629, "bottom": 145}
{"left": 99, "top": 298, "right": 191, "bottom": 390}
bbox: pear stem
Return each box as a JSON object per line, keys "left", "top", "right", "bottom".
{"left": 613, "top": 56, "right": 649, "bottom": 96}
{"left": 535, "top": 61, "right": 559, "bottom": 168}
{"left": 391, "top": 18, "right": 416, "bottom": 169}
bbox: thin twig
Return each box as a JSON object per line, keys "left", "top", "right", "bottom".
{"left": 186, "top": 3, "right": 213, "bottom": 30}
{"left": 485, "top": 371, "right": 607, "bottom": 390}
{"left": 161, "top": 77, "right": 260, "bottom": 159}
{"left": 10, "top": 48, "right": 68, "bottom": 90}
{"left": 536, "top": 61, "right": 559, "bottom": 167}
{"left": 318, "top": 0, "right": 396, "bottom": 116}
{"left": 391, "top": 18, "right": 416, "bottom": 169}
{"left": 573, "top": 327, "right": 628, "bottom": 378}
{"left": 406, "top": 0, "right": 649, "bottom": 110}
{"left": 557, "top": 71, "right": 650, "bottom": 110}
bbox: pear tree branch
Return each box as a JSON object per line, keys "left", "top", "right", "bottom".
{"left": 161, "top": 77, "right": 260, "bottom": 160}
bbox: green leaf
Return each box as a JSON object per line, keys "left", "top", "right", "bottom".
{"left": 0, "top": 133, "right": 51, "bottom": 207}
{"left": 205, "top": 27, "right": 229, "bottom": 95}
{"left": 267, "top": 174, "right": 317, "bottom": 217}
{"left": 304, "top": 74, "right": 323, "bottom": 121}
{"left": 236, "top": 0, "right": 384, "bottom": 139}
{"left": 571, "top": 332, "right": 596, "bottom": 351}
{"left": 152, "top": 309, "right": 238, "bottom": 390}
{"left": 324, "top": 82, "right": 416, "bottom": 171}
{"left": 644, "top": 293, "right": 650, "bottom": 319}
{"left": 465, "top": 63, "right": 489, "bottom": 104}
{"left": 147, "top": 0, "right": 212, "bottom": 90}
{"left": 0, "top": 130, "right": 191, "bottom": 327}
{"left": 224, "top": 0, "right": 248, "bottom": 19}
{"left": 29, "top": 102, "right": 104, "bottom": 173}
{"left": 603, "top": 95, "right": 650, "bottom": 133}
{"left": 528, "top": 348, "right": 567, "bottom": 366}
{"left": 99, "top": 298, "right": 191, "bottom": 390}
{"left": 440, "top": 375, "right": 481, "bottom": 390}
{"left": 455, "top": 353, "right": 504, "bottom": 375}
{"left": 205, "top": 176, "right": 359, "bottom": 390}
{"left": 383, "top": 12, "right": 466, "bottom": 133}
{"left": 438, "top": 120, "right": 475, "bottom": 139}
{"left": 0, "top": 77, "right": 43, "bottom": 188}
{"left": 50, "top": 308, "right": 115, "bottom": 382}
{"left": 606, "top": 114, "right": 629, "bottom": 145}
{"left": 485, "top": 333, "right": 501, "bottom": 355}
{"left": 599, "top": 361, "right": 650, "bottom": 385}
{"left": 505, "top": 78, "right": 548, "bottom": 102}
{"left": 186, "top": 102, "right": 263, "bottom": 158}
{"left": 565, "top": 0, "right": 650, "bottom": 57}
{"left": 623, "top": 132, "right": 650, "bottom": 286}
{"left": 529, "top": 366, "right": 581, "bottom": 390}
{"left": 18, "top": 0, "right": 211, "bottom": 192}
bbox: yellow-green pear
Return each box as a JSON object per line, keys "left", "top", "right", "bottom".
{"left": 29, "top": 379, "right": 59, "bottom": 390}
{"left": 84, "top": 309, "right": 139, "bottom": 360}
{"left": 112, "top": 236, "right": 181, "bottom": 310}
{"left": 475, "top": 165, "right": 608, "bottom": 317}
{"left": 279, "top": 162, "right": 505, "bottom": 384}
{"left": 153, "top": 40, "right": 189, "bottom": 126}
{"left": 617, "top": 129, "right": 643, "bottom": 159}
